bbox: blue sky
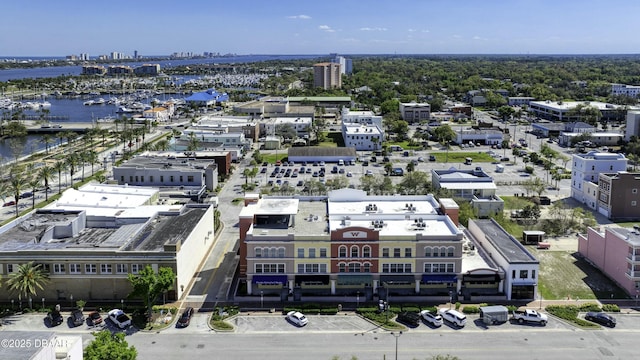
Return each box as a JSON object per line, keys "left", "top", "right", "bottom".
{"left": 2, "top": 0, "right": 640, "bottom": 57}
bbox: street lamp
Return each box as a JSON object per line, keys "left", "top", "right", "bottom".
{"left": 449, "top": 290, "right": 453, "bottom": 309}
{"left": 42, "top": 298, "right": 45, "bottom": 311}
{"left": 28, "top": 297, "right": 32, "bottom": 310}
{"left": 390, "top": 331, "right": 403, "bottom": 360}
{"left": 121, "top": 299, "right": 124, "bottom": 310}
{"left": 260, "top": 291, "right": 264, "bottom": 309}
{"left": 11, "top": 299, "right": 14, "bottom": 310}
{"left": 356, "top": 291, "right": 360, "bottom": 309}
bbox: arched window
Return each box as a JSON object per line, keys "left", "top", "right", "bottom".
{"left": 278, "top": 247, "right": 285, "bottom": 258}
{"left": 440, "top": 247, "right": 446, "bottom": 257}
{"left": 338, "top": 263, "right": 346, "bottom": 273}
{"left": 363, "top": 246, "right": 371, "bottom": 258}
{"left": 339, "top": 246, "right": 347, "bottom": 258}
{"left": 255, "top": 247, "right": 262, "bottom": 258}
{"left": 351, "top": 245, "right": 359, "bottom": 258}
{"left": 432, "top": 247, "right": 439, "bottom": 257}
{"left": 447, "top": 247, "right": 454, "bottom": 257}
{"left": 425, "top": 247, "right": 432, "bottom": 257}
{"left": 269, "top": 247, "right": 277, "bottom": 258}
{"left": 363, "top": 262, "right": 372, "bottom": 273}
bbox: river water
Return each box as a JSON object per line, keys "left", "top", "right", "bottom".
{"left": 0, "top": 54, "right": 322, "bottom": 161}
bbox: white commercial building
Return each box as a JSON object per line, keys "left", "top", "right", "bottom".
{"left": 571, "top": 151, "right": 627, "bottom": 204}
{"left": 612, "top": 83, "right": 640, "bottom": 98}
{"left": 467, "top": 219, "right": 540, "bottom": 300}
{"left": 529, "top": 100, "right": 623, "bottom": 122}
{"left": 263, "top": 117, "right": 312, "bottom": 138}
{"left": 341, "top": 108, "right": 384, "bottom": 151}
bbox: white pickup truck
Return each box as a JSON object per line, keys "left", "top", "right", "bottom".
{"left": 512, "top": 309, "right": 548, "bottom": 325}
{"left": 108, "top": 309, "right": 131, "bottom": 329}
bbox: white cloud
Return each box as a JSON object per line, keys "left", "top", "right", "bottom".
{"left": 472, "top": 35, "right": 487, "bottom": 41}
{"left": 287, "top": 15, "right": 311, "bottom": 20}
{"left": 408, "top": 29, "right": 417, "bottom": 32}
{"left": 360, "top": 27, "right": 388, "bottom": 31}
{"left": 319, "top": 25, "right": 335, "bottom": 32}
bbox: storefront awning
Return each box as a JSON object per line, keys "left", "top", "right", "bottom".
{"left": 463, "top": 274, "right": 500, "bottom": 282}
{"left": 380, "top": 275, "right": 415, "bottom": 284}
{"left": 337, "top": 274, "right": 373, "bottom": 285}
{"left": 253, "top": 275, "right": 288, "bottom": 285}
{"left": 295, "top": 275, "right": 330, "bottom": 285}
{"left": 422, "top": 274, "right": 458, "bottom": 283}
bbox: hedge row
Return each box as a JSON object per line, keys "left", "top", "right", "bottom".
{"left": 545, "top": 305, "right": 599, "bottom": 328}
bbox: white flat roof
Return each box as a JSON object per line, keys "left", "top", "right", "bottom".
{"left": 440, "top": 182, "right": 497, "bottom": 190}
{"left": 242, "top": 198, "right": 299, "bottom": 216}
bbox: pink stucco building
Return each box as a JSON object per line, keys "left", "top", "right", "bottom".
{"left": 578, "top": 226, "right": 640, "bottom": 298}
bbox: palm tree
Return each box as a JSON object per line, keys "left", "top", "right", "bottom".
{"left": 65, "top": 153, "right": 79, "bottom": 187}
{"left": 8, "top": 172, "right": 27, "bottom": 218}
{"left": 86, "top": 150, "right": 99, "bottom": 177}
{"left": 27, "top": 176, "right": 41, "bottom": 209}
{"left": 40, "top": 134, "right": 54, "bottom": 154}
{"left": 154, "top": 139, "right": 170, "bottom": 151}
{"left": 52, "top": 161, "right": 66, "bottom": 194}
{"left": 38, "top": 165, "right": 53, "bottom": 201}
{"left": 7, "top": 262, "right": 50, "bottom": 309}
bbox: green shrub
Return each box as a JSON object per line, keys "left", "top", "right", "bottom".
{"left": 579, "top": 303, "right": 601, "bottom": 312}
{"left": 506, "top": 305, "right": 518, "bottom": 312}
{"left": 524, "top": 166, "right": 534, "bottom": 174}
{"left": 462, "top": 306, "right": 480, "bottom": 314}
{"left": 401, "top": 305, "right": 421, "bottom": 313}
{"left": 602, "top": 304, "right": 620, "bottom": 312}
{"left": 546, "top": 305, "right": 599, "bottom": 328}
{"left": 455, "top": 302, "right": 461, "bottom": 310}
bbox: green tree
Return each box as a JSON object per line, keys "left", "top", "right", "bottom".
{"left": 396, "top": 171, "right": 430, "bottom": 195}
{"left": 6, "top": 262, "right": 50, "bottom": 308}
{"left": 497, "top": 105, "right": 515, "bottom": 121}
{"left": 52, "top": 161, "right": 66, "bottom": 194}
{"left": 127, "top": 265, "right": 175, "bottom": 322}
{"left": 433, "top": 124, "right": 456, "bottom": 145}
{"left": 84, "top": 330, "right": 137, "bottom": 360}
{"left": 8, "top": 171, "right": 27, "bottom": 217}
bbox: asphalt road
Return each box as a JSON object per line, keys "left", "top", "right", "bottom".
{"left": 5, "top": 311, "right": 640, "bottom": 359}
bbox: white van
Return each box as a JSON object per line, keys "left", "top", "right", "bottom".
{"left": 495, "top": 164, "right": 505, "bottom": 173}
{"left": 438, "top": 308, "right": 467, "bottom": 328}
{"left": 338, "top": 159, "right": 344, "bottom": 166}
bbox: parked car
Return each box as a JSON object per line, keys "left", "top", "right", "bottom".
{"left": 176, "top": 307, "right": 194, "bottom": 328}
{"left": 3, "top": 201, "right": 15, "bottom": 207}
{"left": 286, "top": 311, "right": 308, "bottom": 327}
{"left": 19, "top": 192, "right": 33, "bottom": 199}
{"left": 47, "top": 310, "right": 63, "bottom": 327}
{"left": 108, "top": 309, "right": 131, "bottom": 329}
{"left": 429, "top": 155, "right": 436, "bottom": 162}
{"left": 88, "top": 311, "right": 103, "bottom": 326}
{"left": 396, "top": 311, "right": 421, "bottom": 327}
{"left": 438, "top": 309, "right": 467, "bottom": 328}
{"left": 420, "top": 310, "right": 443, "bottom": 327}
{"left": 70, "top": 309, "right": 85, "bottom": 327}
{"left": 585, "top": 312, "right": 616, "bottom": 327}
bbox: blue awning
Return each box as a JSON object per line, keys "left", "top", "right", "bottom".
{"left": 253, "top": 275, "right": 288, "bottom": 285}
{"left": 422, "top": 274, "right": 458, "bottom": 283}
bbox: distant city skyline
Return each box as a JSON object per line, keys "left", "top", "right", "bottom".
{"left": 2, "top": 0, "right": 640, "bottom": 57}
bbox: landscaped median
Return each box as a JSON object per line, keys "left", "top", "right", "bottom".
{"left": 545, "top": 303, "right": 620, "bottom": 328}
{"left": 209, "top": 305, "right": 239, "bottom": 331}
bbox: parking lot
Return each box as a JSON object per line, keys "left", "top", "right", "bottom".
{"left": 3, "top": 310, "right": 640, "bottom": 335}
{"left": 251, "top": 144, "right": 572, "bottom": 199}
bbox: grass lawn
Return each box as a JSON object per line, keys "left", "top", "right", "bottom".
{"left": 535, "top": 249, "right": 628, "bottom": 300}
{"left": 501, "top": 195, "right": 535, "bottom": 210}
{"left": 262, "top": 153, "right": 288, "bottom": 163}
{"left": 428, "top": 151, "right": 495, "bottom": 163}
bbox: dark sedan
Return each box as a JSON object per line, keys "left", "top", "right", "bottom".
{"left": 585, "top": 312, "right": 616, "bottom": 327}
{"left": 176, "top": 307, "right": 194, "bottom": 328}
